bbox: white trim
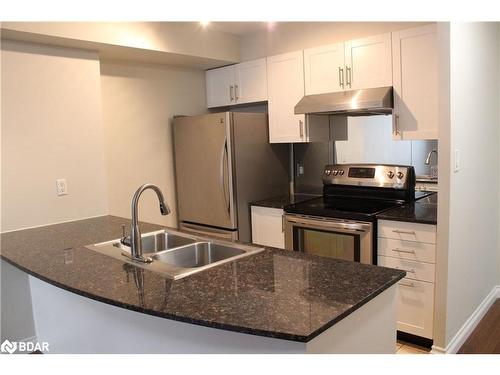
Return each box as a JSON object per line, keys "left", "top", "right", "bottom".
{"left": 431, "top": 285, "right": 499, "bottom": 354}
{"left": 0, "top": 214, "right": 109, "bottom": 234}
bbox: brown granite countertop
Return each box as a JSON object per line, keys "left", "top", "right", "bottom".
{"left": 250, "top": 194, "right": 320, "bottom": 209}
{"left": 0, "top": 215, "right": 405, "bottom": 342}
{"left": 377, "top": 193, "right": 438, "bottom": 225}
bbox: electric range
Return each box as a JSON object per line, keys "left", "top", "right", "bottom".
{"left": 283, "top": 164, "right": 418, "bottom": 265}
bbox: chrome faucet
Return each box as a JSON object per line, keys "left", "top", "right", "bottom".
{"left": 425, "top": 149, "right": 438, "bottom": 165}
{"left": 123, "top": 183, "right": 170, "bottom": 263}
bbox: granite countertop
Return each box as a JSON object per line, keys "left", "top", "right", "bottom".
{"left": 250, "top": 193, "right": 320, "bottom": 209}
{"left": 0, "top": 215, "right": 405, "bottom": 343}
{"left": 377, "top": 193, "right": 438, "bottom": 225}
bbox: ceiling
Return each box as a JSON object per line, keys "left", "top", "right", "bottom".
{"left": 209, "top": 22, "right": 273, "bottom": 36}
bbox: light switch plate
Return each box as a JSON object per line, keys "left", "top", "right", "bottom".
{"left": 56, "top": 178, "right": 68, "bottom": 196}
{"left": 454, "top": 149, "right": 461, "bottom": 172}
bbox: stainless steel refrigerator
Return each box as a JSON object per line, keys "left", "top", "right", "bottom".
{"left": 173, "top": 112, "right": 289, "bottom": 243}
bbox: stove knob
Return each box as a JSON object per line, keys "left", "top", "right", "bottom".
{"left": 325, "top": 169, "right": 331, "bottom": 176}
{"left": 332, "top": 170, "right": 339, "bottom": 176}
{"left": 387, "top": 171, "right": 395, "bottom": 179}
{"left": 339, "top": 170, "right": 345, "bottom": 176}
{"left": 397, "top": 172, "right": 404, "bottom": 179}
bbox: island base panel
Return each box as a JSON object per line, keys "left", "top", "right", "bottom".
{"left": 29, "top": 275, "right": 397, "bottom": 354}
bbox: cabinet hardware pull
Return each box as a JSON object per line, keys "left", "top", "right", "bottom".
{"left": 339, "top": 67, "right": 344, "bottom": 88}
{"left": 396, "top": 267, "right": 415, "bottom": 273}
{"left": 393, "top": 114, "right": 401, "bottom": 136}
{"left": 282, "top": 215, "right": 285, "bottom": 233}
{"left": 392, "top": 229, "right": 416, "bottom": 235}
{"left": 299, "top": 120, "right": 304, "bottom": 138}
{"left": 346, "top": 66, "right": 352, "bottom": 88}
{"left": 230, "top": 85, "right": 234, "bottom": 101}
{"left": 399, "top": 281, "right": 415, "bottom": 288}
{"left": 392, "top": 248, "right": 415, "bottom": 254}
{"left": 234, "top": 85, "right": 239, "bottom": 101}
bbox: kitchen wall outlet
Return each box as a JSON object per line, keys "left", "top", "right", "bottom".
{"left": 56, "top": 178, "right": 68, "bottom": 196}
{"left": 296, "top": 163, "right": 304, "bottom": 177}
{"left": 454, "top": 149, "right": 461, "bottom": 172}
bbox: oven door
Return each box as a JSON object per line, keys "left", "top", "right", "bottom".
{"left": 284, "top": 214, "right": 373, "bottom": 264}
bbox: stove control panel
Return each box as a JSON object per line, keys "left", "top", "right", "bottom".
{"left": 323, "top": 164, "right": 415, "bottom": 190}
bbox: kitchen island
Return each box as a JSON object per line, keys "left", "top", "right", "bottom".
{"left": 1, "top": 216, "right": 404, "bottom": 353}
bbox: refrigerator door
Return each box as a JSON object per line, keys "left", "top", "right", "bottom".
{"left": 173, "top": 112, "right": 236, "bottom": 230}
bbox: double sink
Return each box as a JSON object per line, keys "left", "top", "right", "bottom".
{"left": 86, "top": 229, "right": 264, "bottom": 279}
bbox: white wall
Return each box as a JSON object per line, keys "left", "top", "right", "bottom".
{"left": 240, "top": 22, "right": 431, "bottom": 60}
{"left": 1, "top": 40, "right": 109, "bottom": 232}
{"left": 440, "top": 22, "right": 499, "bottom": 348}
{"left": 100, "top": 60, "right": 206, "bottom": 227}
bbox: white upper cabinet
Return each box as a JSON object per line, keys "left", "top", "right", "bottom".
{"left": 344, "top": 33, "right": 393, "bottom": 90}
{"left": 234, "top": 58, "right": 267, "bottom": 104}
{"left": 206, "top": 58, "right": 267, "bottom": 108}
{"left": 267, "top": 51, "right": 307, "bottom": 143}
{"left": 304, "top": 34, "right": 392, "bottom": 95}
{"left": 304, "top": 42, "right": 345, "bottom": 95}
{"left": 206, "top": 65, "right": 235, "bottom": 108}
{"left": 392, "top": 24, "right": 438, "bottom": 140}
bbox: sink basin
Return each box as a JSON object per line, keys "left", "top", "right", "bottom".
{"left": 86, "top": 229, "right": 264, "bottom": 279}
{"left": 152, "top": 242, "right": 245, "bottom": 268}
{"left": 118, "top": 232, "right": 196, "bottom": 254}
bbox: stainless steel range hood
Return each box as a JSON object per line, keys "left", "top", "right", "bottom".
{"left": 294, "top": 86, "right": 393, "bottom": 116}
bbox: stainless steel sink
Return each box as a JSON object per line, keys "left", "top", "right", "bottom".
{"left": 86, "top": 229, "right": 264, "bottom": 279}
{"left": 152, "top": 242, "right": 245, "bottom": 268}
{"left": 116, "top": 232, "right": 197, "bottom": 254}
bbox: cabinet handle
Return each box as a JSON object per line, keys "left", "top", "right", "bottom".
{"left": 393, "top": 114, "right": 401, "bottom": 136}
{"left": 346, "top": 66, "right": 352, "bottom": 88}
{"left": 299, "top": 120, "right": 304, "bottom": 138}
{"left": 392, "top": 248, "right": 416, "bottom": 254}
{"left": 282, "top": 215, "right": 285, "bottom": 233}
{"left": 392, "top": 229, "right": 416, "bottom": 235}
{"left": 399, "top": 281, "right": 416, "bottom": 288}
{"left": 338, "top": 67, "right": 344, "bottom": 88}
{"left": 230, "top": 85, "right": 234, "bottom": 101}
{"left": 234, "top": 85, "right": 239, "bottom": 101}
{"left": 396, "top": 267, "right": 416, "bottom": 273}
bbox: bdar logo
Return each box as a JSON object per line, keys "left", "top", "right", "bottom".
{"left": 1, "top": 339, "right": 17, "bottom": 354}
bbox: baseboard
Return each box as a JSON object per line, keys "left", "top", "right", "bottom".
{"left": 431, "top": 285, "right": 499, "bottom": 354}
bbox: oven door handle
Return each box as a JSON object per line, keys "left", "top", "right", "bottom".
{"left": 285, "top": 215, "right": 371, "bottom": 233}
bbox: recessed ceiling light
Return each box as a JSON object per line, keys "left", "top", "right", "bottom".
{"left": 200, "top": 21, "right": 210, "bottom": 27}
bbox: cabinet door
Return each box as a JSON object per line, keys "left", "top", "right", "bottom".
{"left": 392, "top": 24, "right": 438, "bottom": 140}
{"left": 396, "top": 278, "right": 435, "bottom": 339}
{"left": 206, "top": 65, "right": 235, "bottom": 108}
{"left": 267, "top": 51, "right": 306, "bottom": 143}
{"left": 345, "top": 33, "right": 392, "bottom": 90}
{"left": 304, "top": 42, "right": 345, "bottom": 95}
{"left": 234, "top": 58, "right": 267, "bottom": 104}
{"left": 251, "top": 206, "right": 284, "bottom": 249}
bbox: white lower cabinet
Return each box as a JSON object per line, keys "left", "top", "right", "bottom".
{"left": 378, "top": 219, "right": 436, "bottom": 339}
{"left": 251, "top": 206, "right": 284, "bottom": 249}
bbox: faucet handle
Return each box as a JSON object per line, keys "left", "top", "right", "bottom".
{"left": 121, "top": 224, "right": 126, "bottom": 238}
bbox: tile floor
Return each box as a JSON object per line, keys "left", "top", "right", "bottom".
{"left": 396, "top": 340, "right": 431, "bottom": 354}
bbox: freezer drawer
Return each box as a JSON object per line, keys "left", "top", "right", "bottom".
{"left": 180, "top": 222, "right": 239, "bottom": 242}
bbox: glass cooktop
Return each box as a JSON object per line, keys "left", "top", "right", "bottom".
{"left": 284, "top": 191, "right": 433, "bottom": 221}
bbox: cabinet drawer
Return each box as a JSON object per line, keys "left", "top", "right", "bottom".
{"left": 378, "top": 220, "right": 436, "bottom": 244}
{"left": 378, "top": 255, "right": 435, "bottom": 283}
{"left": 396, "top": 278, "right": 435, "bottom": 339}
{"left": 378, "top": 238, "right": 436, "bottom": 263}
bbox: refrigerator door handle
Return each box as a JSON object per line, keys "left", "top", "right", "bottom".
{"left": 219, "top": 138, "right": 230, "bottom": 217}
